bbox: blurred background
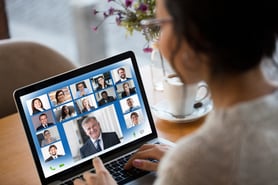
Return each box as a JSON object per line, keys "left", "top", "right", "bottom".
{"left": 2, "top": 0, "right": 151, "bottom": 66}
{"left": 1, "top": 0, "right": 277, "bottom": 82}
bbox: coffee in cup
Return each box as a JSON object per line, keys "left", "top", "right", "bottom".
{"left": 163, "top": 74, "right": 209, "bottom": 118}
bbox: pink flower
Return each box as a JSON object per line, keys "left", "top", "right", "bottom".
{"left": 93, "top": 9, "right": 98, "bottom": 15}
{"left": 138, "top": 3, "right": 148, "bottom": 12}
{"left": 108, "top": 7, "right": 115, "bottom": 15}
{"left": 116, "top": 16, "right": 121, "bottom": 25}
{"left": 103, "top": 12, "right": 109, "bottom": 18}
{"left": 92, "top": 26, "right": 98, "bottom": 32}
{"left": 125, "top": 0, "right": 133, "bottom": 7}
{"left": 143, "top": 47, "right": 153, "bottom": 53}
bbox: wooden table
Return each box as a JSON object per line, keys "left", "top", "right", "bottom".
{"left": 0, "top": 113, "right": 41, "bottom": 185}
{"left": 0, "top": 66, "right": 205, "bottom": 185}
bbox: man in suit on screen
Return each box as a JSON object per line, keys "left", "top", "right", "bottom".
{"left": 115, "top": 67, "right": 132, "bottom": 84}
{"left": 98, "top": 91, "right": 115, "bottom": 106}
{"left": 45, "top": 145, "right": 64, "bottom": 162}
{"left": 80, "top": 116, "right": 120, "bottom": 158}
{"left": 36, "top": 113, "right": 54, "bottom": 131}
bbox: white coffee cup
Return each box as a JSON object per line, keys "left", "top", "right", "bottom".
{"left": 163, "top": 74, "right": 209, "bottom": 117}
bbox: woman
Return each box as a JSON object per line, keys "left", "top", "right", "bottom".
{"left": 55, "top": 90, "right": 66, "bottom": 105}
{"left": 31, "top": 98, "right": 45, "bottom": 115}
{"left": 81, "top": 98, "right": 95, "bottom": 113}
{"left": 96, "top": 76, "right": 110, "bottom": 91}
{"left": 121, "top": 82, "right": 136, "bottom": 98}
{"left": 60, "top": 105, "right": 76, "bottom": 121}
{"left": 74, "top": 0, "right": 278, "bottom": 184}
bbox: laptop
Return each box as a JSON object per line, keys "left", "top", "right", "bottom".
{"left": 14, "top": 51, "right": 174, "bottom": 185}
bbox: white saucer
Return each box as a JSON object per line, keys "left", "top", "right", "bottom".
{"left": 151, "top": 99, "right": 213, "bottom": 123}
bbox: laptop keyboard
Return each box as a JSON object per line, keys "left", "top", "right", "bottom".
{"left": 62, "top": 152, "right": 150, "bottom": 185}
{"left": 104, "top": 153, "right": 150, "bottom": 184}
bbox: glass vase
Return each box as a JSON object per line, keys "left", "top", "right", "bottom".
{"left": 150, "top": 47, "right": 167, "bottom": 91}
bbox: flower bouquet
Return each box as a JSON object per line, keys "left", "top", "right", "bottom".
{"left": 93, "top": 0, "right": 157, "bottom": 52}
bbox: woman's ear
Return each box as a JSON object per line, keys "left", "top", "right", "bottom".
{"left": 173, "top": 40, "right": 210, "bottom": 83}
{"left": 180, "top": 42, "right": 201, "bottom": 70}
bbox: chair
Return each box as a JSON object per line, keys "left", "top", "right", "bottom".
{"left": 0, "top": 40, "right": 76, "bottom": 118}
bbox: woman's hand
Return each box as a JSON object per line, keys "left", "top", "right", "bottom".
{"left": 124, "top": 144, "right": 171, "bottom": 171}
{"left": 74, "top": 157, "right": 117, "bottom": 185}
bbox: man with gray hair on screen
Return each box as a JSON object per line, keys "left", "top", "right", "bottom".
{"left": 80, "top": 116, "right": 120, "bottom": 158}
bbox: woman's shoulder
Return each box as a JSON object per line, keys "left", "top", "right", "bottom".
{"left": 219, "top": 88, "right": 278, "bottom": 127}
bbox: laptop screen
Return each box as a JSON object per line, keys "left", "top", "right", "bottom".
{"left": 14, "top": 51, "right": 156, "bottom": 181}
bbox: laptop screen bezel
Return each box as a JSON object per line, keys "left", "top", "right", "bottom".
{"left": 13, "top": 51, "right": 158, "bottom": 184}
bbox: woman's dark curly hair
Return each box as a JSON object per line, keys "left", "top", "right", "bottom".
{"left": 163, "top": 0, "right": 278, "bottom": 75}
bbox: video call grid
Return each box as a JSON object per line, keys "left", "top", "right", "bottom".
{"left": 26, "top": 65, "right": 144, "bottom": 164}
